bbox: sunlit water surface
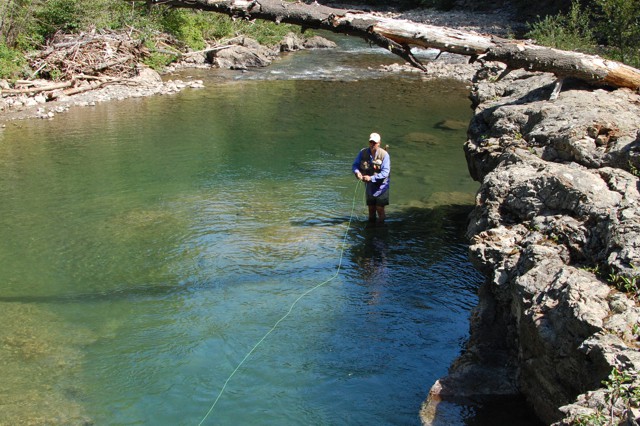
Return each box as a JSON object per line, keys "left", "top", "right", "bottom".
{"left": 0, "top": 35, "right": 502, "bottom": 425}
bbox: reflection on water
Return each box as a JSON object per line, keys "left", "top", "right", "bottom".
{"left": 0, "top": 34, "right": 499, "bottom": 425}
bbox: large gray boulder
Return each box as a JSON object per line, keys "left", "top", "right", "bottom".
{"left": 206, "top": 37, "right": 278, "bottom": 69}
{"left": 206, "top": 34, "right": 336, "bottom": 69}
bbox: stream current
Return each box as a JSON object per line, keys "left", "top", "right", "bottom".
{"left": 0, "top": 34, "right": 515, "bottom": 425}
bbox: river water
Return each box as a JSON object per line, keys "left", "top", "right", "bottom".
{"left": 1, "top": 34, "right": 496, "bottom": 425}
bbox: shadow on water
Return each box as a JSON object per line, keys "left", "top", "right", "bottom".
{"left": 345, "top": 203, "right": 545, "bottom": 426}
{"left": 0, "top": 204, "right": 471, "bottom": 306}
{"left": 431, "top": 396, "right": 545, "bottom": 426}
{"left": 349, "top": 202, "right": 475, "bottom": 261}
{"left": 289, "top": 216, "right": 354, "bottom": 227}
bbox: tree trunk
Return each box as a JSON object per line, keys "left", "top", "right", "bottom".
{"left": 142, "top": 0, "right": 640, "bottom": 90}
{"left": 0, "top": 80, "right": 75, "bottom": 96}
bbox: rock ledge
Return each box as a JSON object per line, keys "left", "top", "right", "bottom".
{"left": 423, "top": 67, "right": 640, "bottom": 425}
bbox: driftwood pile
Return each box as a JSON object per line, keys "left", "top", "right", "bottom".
{"left": 1, "top": 30, "right": 153, "bottom": 101}
{"left": 30, "top": 30, "right": 145, "bottom": 80}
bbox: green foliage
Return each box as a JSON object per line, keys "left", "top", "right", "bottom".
{"left": 199, "top": 14, "right": 234, "bottom": 41}
{"left": 138, "top": 37, "right": 177, "bottom": 72}
{"left": 0, "top": 1, "right": 300, "bottom": 49}
{"left": 35, "top": 0, "right": 84, "bottom": 40}
{"left": 593, "top": 0, "right": 640, "bottom": 68}
{"left": 526, "top": 0, "right": 640, "bottom": 67}
{"left": 0, "top": 0, "right": 305, "bottom": 77}
{"left": 0, "top": 42, "right": 28, "bottom": 80}
{"left": 526, "top": 0, "right": 596, "bottom": 53}
{"left": 82, "top": 1, "right": 158, "bottom": 33}
{"left": 580, "top": 264, "right": 602, "bottom": 275}
{"left": 0, "top": 0, "right": 43, "bottom": 49}
{"left": 152, "top": 8, "right": 300, "bottom": 50}
{"left": 603, "top": 367, "right": 640, "bottom": 412}
{"left": 608, "top": 264, "right": 639, "bottom": 299}
{"left": 232, "top": 19, "right": 300, "bottom": 46}
{"left": 1, "top": 0, "right": 122, "bottom": 48}
{"left": 608, "top": 272, "right": 639, "bottom": 298}
{"left": 160, "top": 8, "right": 206, "bottom": 50}
{"left": 574, "top": 367, "right": 640, "bottom": 425}
{"left": 574, "top": 410, "right": 608, "bottom": 426}
{"left": 582, "top": 263, "right": 639, "bottom": 299}
{"left": 143, "top": 51, "right": 178, "bottom": 72}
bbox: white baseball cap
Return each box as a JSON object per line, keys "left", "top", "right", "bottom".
{"left": 369, "top": 132, "right": 381, "bottom": 143}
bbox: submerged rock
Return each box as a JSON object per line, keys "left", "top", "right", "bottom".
{"left": 434, "top": 119, "right": 467, "bottom": 131}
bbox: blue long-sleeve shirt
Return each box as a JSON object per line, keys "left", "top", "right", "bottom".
{"left": 352, "top": 148, "right": 390, "bottom": 197}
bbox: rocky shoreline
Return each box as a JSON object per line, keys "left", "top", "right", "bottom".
{"left": 422, "top": 66, "right": 640, "bottom": 424}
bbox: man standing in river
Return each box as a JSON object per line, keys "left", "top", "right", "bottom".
{"left": 353, "top": 132, "right": 390, "bottom": 227}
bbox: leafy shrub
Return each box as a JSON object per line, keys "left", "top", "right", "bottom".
{"left": 526, "top": 0, "right": 596, "bottom": 53}
{"left": 232, "top": 19, "right": 301, "bottom": 46}
{"left": 160, "top": 9, "right": 207, "bottom": 50}
{"left": 201, "top": 14, "right": 235, "bottom": 42}
{"left": 527, "top": 0, "right": 640, "bottom": 68}
{"left": 1, "top": 0, "right": 44, "bottom": 49}
{"left": 573, "top": 367, "right": 640, "bottom": 425}
{"left": 0, "top": 42, "right": 28, "bottom": 80}
{"left": 83, "top": 1, "right": 156, "bottom": 32}
{"left": 35, "top": 0, "right": 84, "bottom": 40}
{"left": 593, "top": 0, "right": 640, "bottom": 68}
{"left": 143, "top": 51, "right": 178, "bottom": 72}
{"left": 0, "top": 1, "right": 306, "bottom": 79}
{"left": 608, "top": 269, "right": 639, "bottom": 300}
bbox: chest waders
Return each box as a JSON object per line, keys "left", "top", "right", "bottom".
{"left": 358, "top": 147, "right": 388, "bottom": 177}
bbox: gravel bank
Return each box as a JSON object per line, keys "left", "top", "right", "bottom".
{"left": 394, "top": 8, "right": 522, "bottom": 36}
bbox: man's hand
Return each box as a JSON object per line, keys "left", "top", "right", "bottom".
{"left": 355, "top": 172, "right": 363, "bottom": 180}
{"left": 363, "top": 175, "right": 371, "bottom": 182}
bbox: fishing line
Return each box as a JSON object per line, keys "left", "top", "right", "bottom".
{"left": 198, "top": 180, "right": 362, "bottom": 426}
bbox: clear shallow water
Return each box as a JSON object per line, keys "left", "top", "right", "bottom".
{"left": 0, "top": 35, "right": 490, "bottom": 425}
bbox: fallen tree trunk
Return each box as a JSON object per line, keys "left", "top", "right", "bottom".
{"left": 140, "top": 0, "right": 640, "bottom": 90}
{"left": 48, "top": 79, "right": 115, "bottom": 100}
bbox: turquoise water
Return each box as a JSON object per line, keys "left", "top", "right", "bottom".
{"left": 0, "top": 36, "right": 486, "bottom": 425}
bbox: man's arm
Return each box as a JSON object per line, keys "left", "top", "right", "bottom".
{"left": 352, "top": 150, "right": 363, "bottom": 179}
